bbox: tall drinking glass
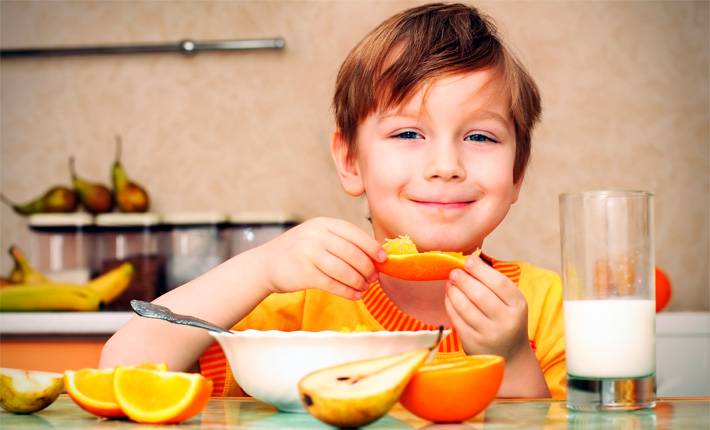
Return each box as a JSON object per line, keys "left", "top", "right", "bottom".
{"left": 560, "top": 190, "right": 656, "bottom": 411}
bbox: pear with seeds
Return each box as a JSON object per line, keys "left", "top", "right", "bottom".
{"left": 69, "top": 156, "right": 113, "bottom": 214}
{"left": 112, "top": 135, "right": 150, "bottom": 213}
{"left": 298, "top": 329, "right": 443, "bottom": 428}
{"left": 0, "top": 186, "right": 77, "bottom": 216}
{"left": 0, "top": 368, "right": 63, "bottom": 414}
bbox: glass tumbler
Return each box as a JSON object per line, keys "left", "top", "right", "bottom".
{"left": 560, "top": 190, "right": 656, "bottom": 411}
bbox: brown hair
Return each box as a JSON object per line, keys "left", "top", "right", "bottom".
{"left": 333, "top": 2, "right": 541, "bottom": 182}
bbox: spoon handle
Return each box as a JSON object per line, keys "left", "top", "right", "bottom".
{"left": 130, "top": 299, "right": 230, "bottom": 333}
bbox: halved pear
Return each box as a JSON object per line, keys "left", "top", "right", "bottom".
{"left": 0, "top": 368, "right": 64, "bottom": 414}
{"left": 298, "top": 349, "right": 430, "bottom": 428}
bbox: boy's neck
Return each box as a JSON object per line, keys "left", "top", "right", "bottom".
{"left": 376, "top": 274, "right": 452, "bottom": 327}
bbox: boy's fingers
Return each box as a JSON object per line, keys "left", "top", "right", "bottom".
{"left": 449, "top": 269, "right": 503, "bottom": 318}
{"left": 324, "top": 235, "right": 377, "bottom": 281}
{"left": 444, "top": 292, "right": 481, "bottom": 337}
{"left": 446, "top": 283, "right": 488, "bottom": 330}
{"left": 327, "top": 219, "right": 386, "bottom": 263}
{"left": 314, "top": 271, "right": 362, "bottom": 301}
{"left": 462, "top": 255, "right": 518, "bottom": 306}
{"left": 313, "top": 250, "right": 368, "bottom": 291}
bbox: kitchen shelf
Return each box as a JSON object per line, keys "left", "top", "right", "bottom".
{"left": 0, "top": 312, "right": 133, "bottom": 335}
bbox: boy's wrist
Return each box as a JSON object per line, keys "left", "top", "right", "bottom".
{"left": 224, "top": 246, "right": 274, "bottom": 299}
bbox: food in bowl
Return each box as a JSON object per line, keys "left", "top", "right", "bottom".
{"left": 208, "top": 329, "right": 447, "bottom": 412}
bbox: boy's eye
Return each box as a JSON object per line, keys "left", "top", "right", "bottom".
{"left": 464, "top": 133, "right": 499, "bottom": 143}
{"left": 393, "top": 131, "right": 423, "bottom": 139}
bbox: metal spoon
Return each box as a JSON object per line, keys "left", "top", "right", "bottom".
{"left": 130, "top": 299, "right": 230, "bottom": 334}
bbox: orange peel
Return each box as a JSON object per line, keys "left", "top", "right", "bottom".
{"left": 375, "top": 235, "right": 479, "bottom": 281}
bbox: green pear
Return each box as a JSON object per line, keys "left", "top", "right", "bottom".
{"left": 111, "top": 135, "right": 150, "bottom": 213}
{"left": 69, "top": 156, "right": 113, "bottom": 214}
{"left": 298, "top": 348, "right": 431, "bottom": 428}
{"left": 0, "top": 368, "right": 64, "bottom": 414}
{"left": 0, "top": 186, "right": 77, "bottom": 216}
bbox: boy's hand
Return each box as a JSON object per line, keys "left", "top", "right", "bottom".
{"left": 259, "top": 217, "right": 386, "bottom": 300}
{"left": 445, "top": 255, "right": 529, "bottom": 360}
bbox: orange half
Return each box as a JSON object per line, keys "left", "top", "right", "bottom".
{"left": 64, "top": 362, "right": 168, "bottom": 418}
{"left": 400, "top": 355, "right": 504, "bottom": 423}
{"left": 113, "top": 367, "right": 212, "bottom": 424}
{"left": 375, "top": 235, "right": 477, "bottom": 281}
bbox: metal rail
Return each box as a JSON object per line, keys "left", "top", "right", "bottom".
{"left": 0, "top": 38, "right": 285, "bottom": 58}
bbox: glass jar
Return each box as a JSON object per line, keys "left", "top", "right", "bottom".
{"left": 28, "top": 213, "right": 93, "bottom": 284}
{"left": 162, "top": 212, "right": 228, "bottom": 291}
{"left": 228, "top": 212, "right": 300, "bottom": 255}
{"left": 93, "top": 213, "right": 164, "bottom": 311}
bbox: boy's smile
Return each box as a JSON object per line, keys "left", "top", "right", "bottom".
{"left": 333, "top": 68, "right": 521, "bottom": 254}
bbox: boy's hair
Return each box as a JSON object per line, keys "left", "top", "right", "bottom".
{"left": 333, "top": 2, "right": 541, "bottom": 182}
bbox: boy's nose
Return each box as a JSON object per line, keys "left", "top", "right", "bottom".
{"left": 424, "top": 141, "right": 466, "bottom": 182}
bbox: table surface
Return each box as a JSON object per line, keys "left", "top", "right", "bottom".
{"left": 1, "top": 396, "right": 708, "bottom": 429}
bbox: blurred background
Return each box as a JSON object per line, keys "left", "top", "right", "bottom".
{"left": 1, "top": 0, "right": 708, "bottom": 311}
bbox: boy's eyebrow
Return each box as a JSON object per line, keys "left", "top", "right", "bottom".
{"left": 377, "top": 109, "right": 511, "bottom": 127}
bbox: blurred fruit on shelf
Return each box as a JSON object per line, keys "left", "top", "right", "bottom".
{"left": 0, "top": 186, "right": 77, "bottom": 216}
{"left": 0, "top": 262, "right": 133, "bottom": 311}
{"left": 112, "top": 135, "right": 150, "bottom": 213}
{"left": 69, "top": 156, "right": 113, "bottom": 214}
{"left": 0, "top": 284, "right": 101, "bottom": 311}
{"left": 86, "top": 262, "right": 134, "bottom": 304}
{"left": 655, "top": 267, "right": 672, "bottom": 313}
{"left": 7, "top": 245, "right": 49, "bottom": 285}
{"left": 0, "top": 368, "right": 64, "bottom": 414}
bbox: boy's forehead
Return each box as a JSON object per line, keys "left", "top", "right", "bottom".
{"left": 376, "top": 69, "right": 512, "bottom": 121}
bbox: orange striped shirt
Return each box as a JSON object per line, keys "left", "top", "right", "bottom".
{"left": 199, "top": 256, "right": 566, "bottom": 398}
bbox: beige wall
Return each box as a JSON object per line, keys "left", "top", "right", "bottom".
{"left": 1, "top": 0, "right": 708, "bottom": 310}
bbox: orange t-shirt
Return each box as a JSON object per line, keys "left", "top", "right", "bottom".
{"left": 199, "top": 257, "right": 566, "bottom": 399}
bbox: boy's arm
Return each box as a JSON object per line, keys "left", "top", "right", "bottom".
{"left": 100, "top": 217, "right": 384, "bottom": 371}
{"left": 100, "top": 246, "right": 271, "bottom": 371}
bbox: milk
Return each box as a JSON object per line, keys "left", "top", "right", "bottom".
{"left": 564, "top": 299, "right": 655, "bottom": 378}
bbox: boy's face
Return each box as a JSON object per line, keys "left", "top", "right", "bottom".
{"left": 333, "top": 69, "right": 521, "bottom": 253}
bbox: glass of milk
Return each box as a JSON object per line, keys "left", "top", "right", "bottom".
{"left": 560, "top": 190, "right": 656, "bottom": 411}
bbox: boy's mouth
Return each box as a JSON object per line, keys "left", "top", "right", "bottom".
{"left": 410, "top": 199, "right": 473, "bottom": 209}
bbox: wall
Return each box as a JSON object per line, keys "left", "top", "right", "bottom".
{"left": 1, "top": 0, "right": 708, "bottom": 310}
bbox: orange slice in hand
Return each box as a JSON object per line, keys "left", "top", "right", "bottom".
{"left": 375, "top": 235, "right": 478, "bottom": 281}
{"left": 400, "top": 355, "right": 504, "bottom": 423}
{"left": 64, "top": 362, "right": 167, "bottom": 418}
{"left": 113, "top": 367, "right": 212, "bottom": 424}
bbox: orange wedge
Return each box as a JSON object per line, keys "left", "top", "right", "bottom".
{"left": 400, "top": 355, "right": 504, "bottom": 423}
{"left": 113, "top": 367, "right": 212, "bottom": 424}
{"left": 64, "top": 362, "right": 167, "bottom": 418}
{"left": 375, "top": 235, "right": 477, "bottom": 281}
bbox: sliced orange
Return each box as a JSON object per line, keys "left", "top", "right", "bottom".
{"left": 64, "top": 362, "right": 167, "bottom": 418}
{"left": 113, "top": 367, "right": 212, "bottom": 424}
{"left": 400, "top": 355, "right": 504, "bottom": 423}
{"left": 375, "top": 235, "right": 478, "bottom": 281}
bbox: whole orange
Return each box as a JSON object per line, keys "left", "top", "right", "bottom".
{"left": 655, "top": 267, "right": 672, "bottom": 312}
{"left": 399, "top": 355, "right": 504, "bottom": 423}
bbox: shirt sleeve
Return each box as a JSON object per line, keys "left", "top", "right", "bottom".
{"left": 523, "top": 264, "right": 567, "bottom": 399}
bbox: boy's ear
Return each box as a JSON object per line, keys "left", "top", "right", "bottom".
{"left": 330, "top": 130, "right": 365, "bottom": 197}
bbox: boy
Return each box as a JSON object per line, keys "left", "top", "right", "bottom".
{"left": 101, "top": 3, "right": 565, "bottom": 399}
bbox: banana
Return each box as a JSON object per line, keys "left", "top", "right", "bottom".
{"left": 7, "top": 246, "right": 49, "bottom": 285}
{"left": 0, "top": 284, "right": 100, "bottom": 311}
{"left": 86, "top": 262, "right": 134, "bottom": 304}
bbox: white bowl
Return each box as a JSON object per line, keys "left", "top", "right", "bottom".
{"left": 209, "top": 329, "right": 446, "bottom": 412}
